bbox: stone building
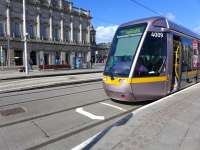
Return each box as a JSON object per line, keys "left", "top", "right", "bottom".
{"left": 94, "top": 43, "right": 111, "bottom": 63}
{"left": 0, "top": 0, "right": 94, "bottom": 69}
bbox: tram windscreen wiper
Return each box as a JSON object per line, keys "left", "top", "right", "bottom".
{"left": 108, "top": 66, "right": 115, "bottom": 80}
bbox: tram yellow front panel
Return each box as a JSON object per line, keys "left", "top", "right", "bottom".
{"left": 130, "top": 76, "right": 169, "bottom": 83}
{"left": 103, "top": 76, "right": 169, "bottom": 86}
{"left": 103, "top": 76, "right": 131, "bottom": 86}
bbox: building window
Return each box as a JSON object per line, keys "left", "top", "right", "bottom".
{"left": 53, "top": 27, "right": 60, "bottom": 41}
{"left": 27, "top": 24, "right": 35, "bottom": 39}
{"left": 73, "top": 30, "right": 78, "bottom": 43}
{"left": 52, "top": 0, "right": 60, "bottom": 8}
{"left": 64, "top": 29, "right": 70, "bottom": 42}
{"left": 12, "top": 22, "right": 21, "bottom": 38}
{"left": 14, "top": 50, "right": 23, "bottom": 66}
{"left": 40, "top": 24, "right": 48, "bottom": 40}
{"left": 0, "top": 22, "right": 4, "bottom": 37}
{"left": 55, "top": 52, "right": 60, "bottom": 64}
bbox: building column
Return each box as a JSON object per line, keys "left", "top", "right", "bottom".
{"left": 50, "top": 52, "right": 55, "bottom": 65}
{"left": 39, "top": 51, "right": 44, "bottom": 65}
{"left": 60, "top": 51, "right": 65, "bottom": 64}
{"left": 36, "top": 8, "right": 41, "bottom": 39}
{"left": 69, "top": 2, "right": 72, "bottom": 12}
{"left": 87, "top": 24, "right": 90, "bottom": 44}
{"left": 79, "top": 23, "right": 82, "bottom": 43}
{"left": 60, "top": 14, "right": 64, "bottom": 41}
{"left": 59, "top": 0, "right": 63, "bottom": 9}
{"left": 70, "top": 16, "right": 73, "bottom": 42}
{"left": 49, "top": 11, "right": 53, "bottom": 40}
{"left": 87, "top": 51, "right": 91, "bottom": 62}
{"left": 70, "top": 51, "right": 75, "bottom": 68}
{"left": 36, "top": 51, "right": 40, "bottom": 65}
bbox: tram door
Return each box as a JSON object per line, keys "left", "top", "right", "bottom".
{"left": 172, "top": 36, "right": 182, "bottom": 91}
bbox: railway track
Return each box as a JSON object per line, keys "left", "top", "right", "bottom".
{"left": 0, "top": 73, "right": 102, "bottom": 94}
{"left": 27, "top": 104, "right": 142, "bottom": 150}
{"left": 0, "top": 82, "right": 101, "bottom": 99}
{"left": 0, "top": 81, "right": 148, "bottom": 150}
{"left": 0, "top": 82, "right": 105, "bottom": 127}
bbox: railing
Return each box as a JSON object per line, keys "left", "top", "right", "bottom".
{"left": 6, "top": 33, "right": 90, "bottom": 46}
{"left": 72, "top": 7, "right": 90, "bottom": 16}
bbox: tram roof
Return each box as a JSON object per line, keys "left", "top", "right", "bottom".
{"left": 120, "top": 16, "right": 200, "bottom": 40}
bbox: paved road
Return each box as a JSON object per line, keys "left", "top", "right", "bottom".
{"left": 0, "top": 81, "right": 145, "bottom": 150}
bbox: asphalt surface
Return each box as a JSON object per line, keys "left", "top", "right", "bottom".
{"left": 0, "top": 81, "right": 145, "bottom": 150}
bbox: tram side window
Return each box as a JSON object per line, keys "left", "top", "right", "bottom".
{"left": 134, "top": 32, "right": 167, "bottom": 77}
{"left": 181, "top": 38, "right": 192, "bottom": 72}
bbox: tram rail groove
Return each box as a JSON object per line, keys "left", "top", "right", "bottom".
{"left": 26, "top": 105, "right": 143, "bottom": 150}
{"left": 0, "top": 70, "right": 103, "bottom": 81}
{"left": 0, "top": 87, "right": 103, "bottom": 108}
{"left": 0, "top": 98, "right": 110, "bottom": 128}
{"left": 0, "top": 78, "right": 102, "bottom": 94}
{"left": 0, "top": 81, "right": 102, "bottom": 99}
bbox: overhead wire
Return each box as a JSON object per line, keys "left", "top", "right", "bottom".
{"left": 129, "top": 0, "right": 163, "bottom": 16}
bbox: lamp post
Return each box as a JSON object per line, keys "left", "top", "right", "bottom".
{"left": 23, "top": 0, "right": 29, "bottom": 75}
{"left": 0, "top": 46, "right": 3, "bottom": 70}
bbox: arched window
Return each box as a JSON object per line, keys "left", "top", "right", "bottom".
{"left": 0, "top": 20, "right": 5, "bottom": 37}
{"left": 52, "top": 0, "right": 60, "bottom": 8}
{"left": 40, "top": 0, "right": 50, "bottom": 6}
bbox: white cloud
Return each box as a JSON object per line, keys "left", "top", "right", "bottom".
{"left": 96, "top": 25, "right": 118, "bottom": 43}
{"left": 194, "top": 26, "right": 200, "bottom": 34}
{"left": 165, "top": 12, "right": 176, "bottom": 21}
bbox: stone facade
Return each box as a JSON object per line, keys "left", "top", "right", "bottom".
{"left": 94, "top": 43, "right": 111, "bottom": 63}
{"left": 0, "top": 0, "right": 94, "bottom": 69}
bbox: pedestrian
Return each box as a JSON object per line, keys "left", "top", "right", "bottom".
{"left": 90, "top": 59, "right": 93, "bottom": 69}
{"left": 29, "top": 59, "right": 33, "bottom": 70}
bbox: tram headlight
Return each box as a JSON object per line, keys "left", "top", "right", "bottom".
{"left": 118, "top": 79, "right": 127, "bottom": 84}
{"left": 103, "top": 77, "right": 107, "bottom": 82}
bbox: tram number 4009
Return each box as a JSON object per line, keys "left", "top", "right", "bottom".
{"left": 151, "top": 32, "right": 164, "bottom": 38}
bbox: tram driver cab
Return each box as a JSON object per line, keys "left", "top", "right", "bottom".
{"left": 103, "top": 16, "right": 200, "bottom": 102}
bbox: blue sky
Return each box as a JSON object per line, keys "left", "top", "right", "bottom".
{"left": 73, "top": 0, "right": 200, "bottom": 43}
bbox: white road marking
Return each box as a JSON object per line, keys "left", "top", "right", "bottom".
{"left": 73, "top": 84, "right": 200, "bottom": 149}
{"left": 100, "top": 102, "right": 127, "bottom": 112}
{"left": 76, "top": 108, "right": 105, "bottom": 120}
{"left": 71, "top": 132, "right": 101, "bottom": 150}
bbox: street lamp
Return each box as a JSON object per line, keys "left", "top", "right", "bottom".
{"left": 23, "top": 0, "right": 29, "bottom": 75}
{"left": 0, "top": 46, "right": 3, "bottom": 70}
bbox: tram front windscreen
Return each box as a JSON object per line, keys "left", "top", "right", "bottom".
{"left": 104, "top": 24, "right": 147, "bottom": 77}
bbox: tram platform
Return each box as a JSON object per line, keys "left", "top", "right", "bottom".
{"left": 76, "top": 83, "right": 200, "bottom": 150}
